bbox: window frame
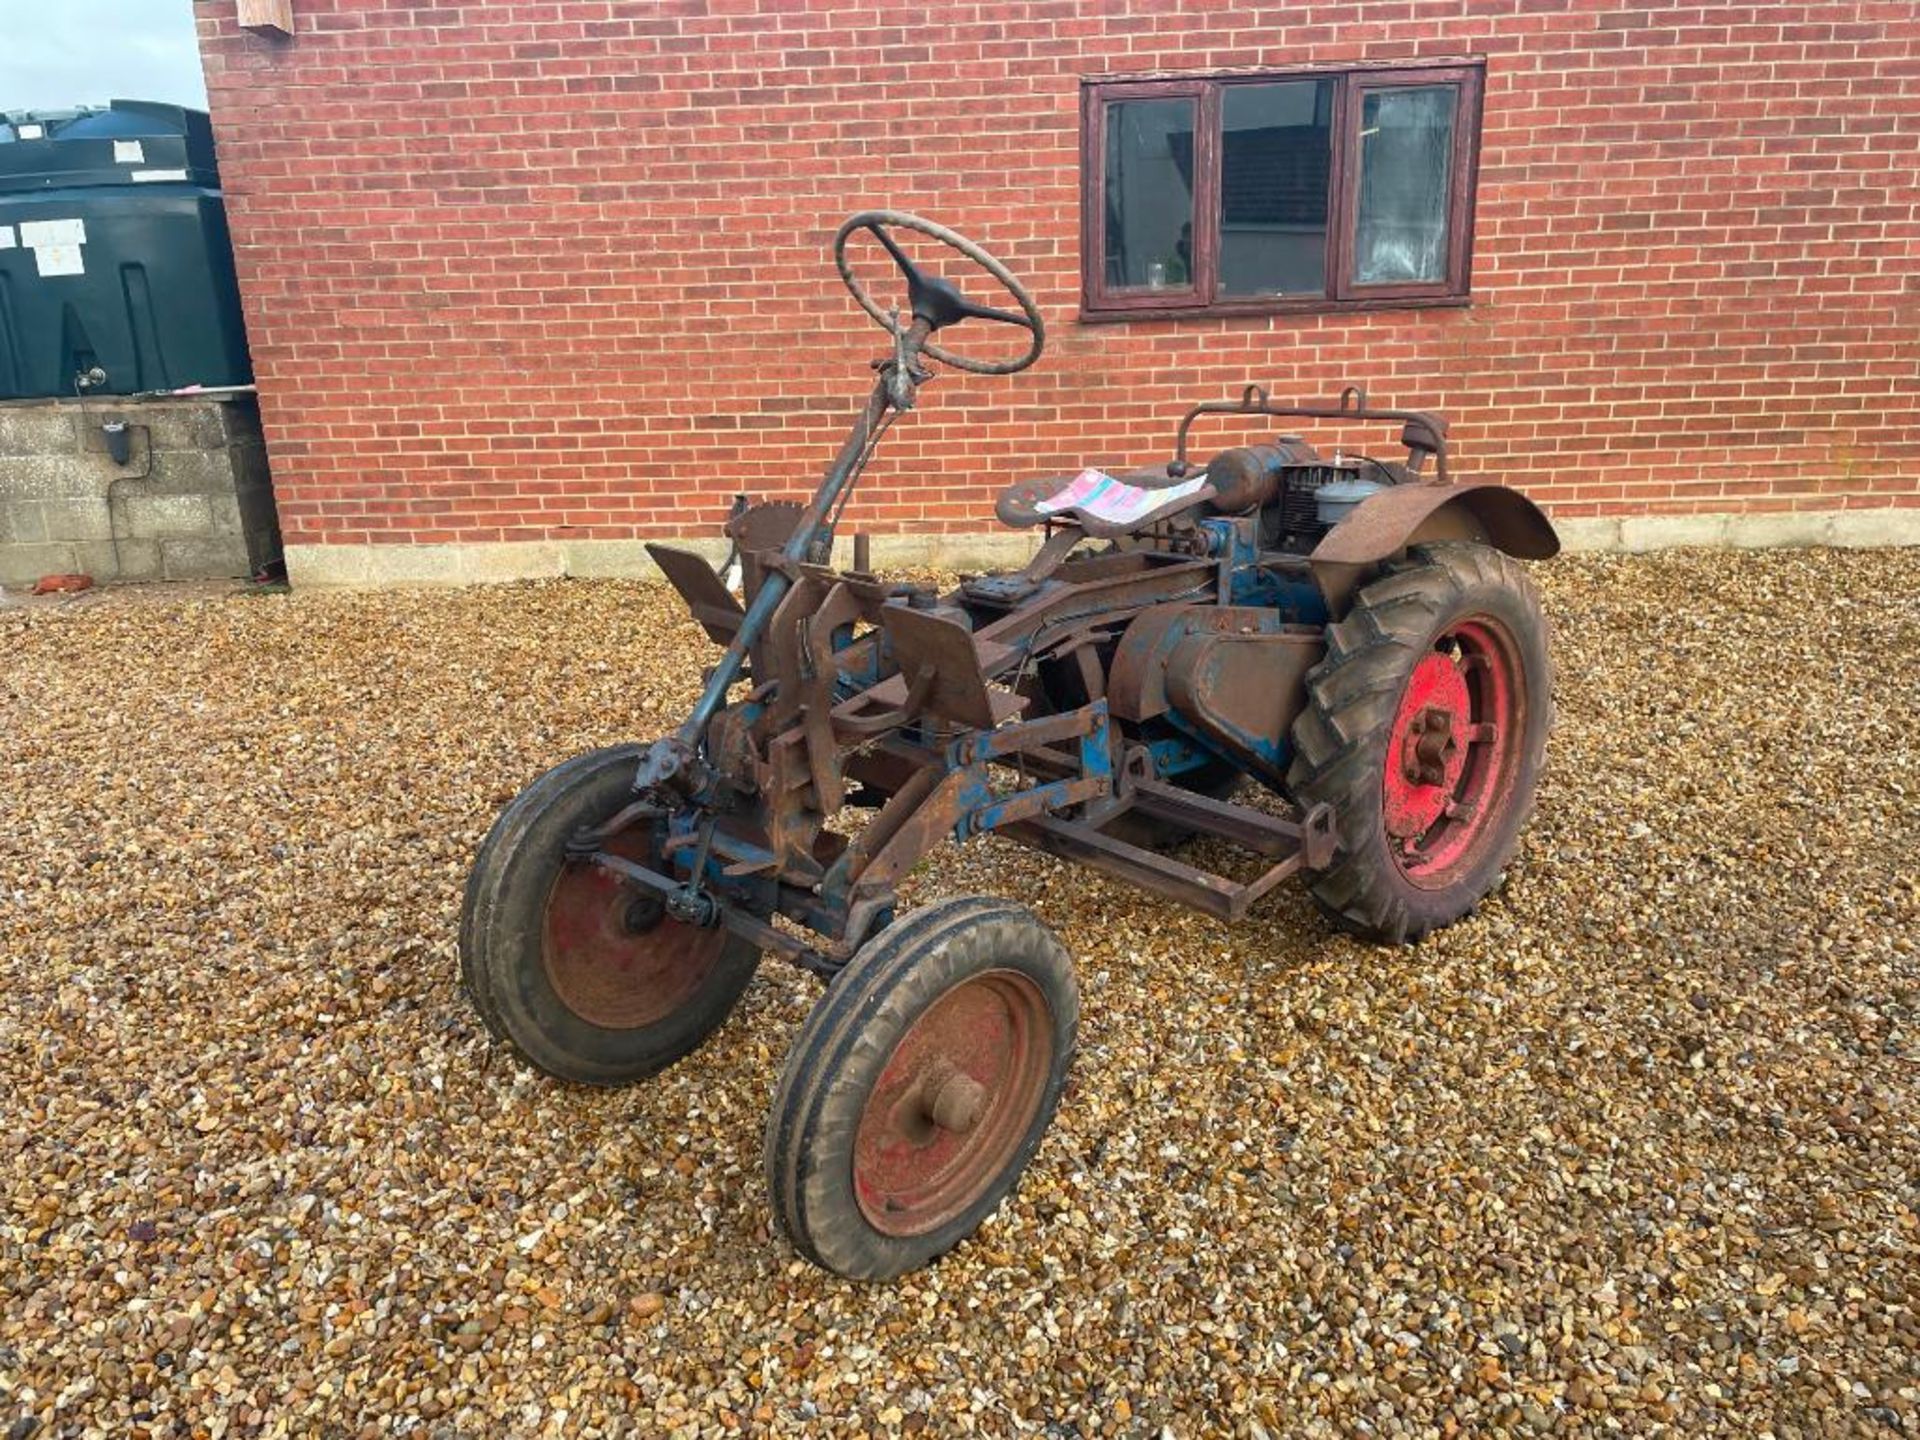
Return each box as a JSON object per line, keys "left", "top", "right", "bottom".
{"left": 1079, "top": 60, "right": 1485, "bottom": 322}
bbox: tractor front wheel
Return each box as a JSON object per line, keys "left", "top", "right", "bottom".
{"left": 460, "top": 745, "right": 759, "bottom": 1084}
{"left": 765, "top": 897, "right": 1078, "bottom": 1280}
{"left": 1288, "top": 543, "right": 1553, "bottom": 943}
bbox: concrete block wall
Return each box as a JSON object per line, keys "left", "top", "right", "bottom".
{"left": 0, "top": 396, "right": 281, "bottom": 585}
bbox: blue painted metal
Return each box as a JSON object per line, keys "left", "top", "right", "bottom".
{"left": 945, "top": 700, "right": 1115, "bottom": 840}
{"left": 1149, "top": 733, "right": 1230, "bottom": 781}
{"left": 1198, "top": 516, "right": 1328, "bottom": 623}
{"left": 1078, "top": 703, "right": 1113, "bottom": 785}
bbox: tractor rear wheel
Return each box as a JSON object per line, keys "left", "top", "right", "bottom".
{"left": 460, "top": 745, "right": 759, "bottom": 1084}
{"left": 1288, "top": 543, "right": 1552, "bottom": 943}
{"left": 765, "top": 897, "right": 1078, "bottom": 1280}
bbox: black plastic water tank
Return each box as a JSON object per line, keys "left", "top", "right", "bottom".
{"left": 0, "top": 100, "right": 252, "bottom": 398}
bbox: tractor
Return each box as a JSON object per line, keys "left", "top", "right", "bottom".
{"left": 460, "top": 211, "right": 1557, "bottom": 1280}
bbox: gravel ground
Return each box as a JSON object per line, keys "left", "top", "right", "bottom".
{"left": 2, "top": 547, "right": 1916, "bottom": 1439}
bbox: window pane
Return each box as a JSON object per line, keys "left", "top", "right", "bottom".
{"left": 1102, "top": 97, "right": 1196, "bottom": 290}
{"left": 1218, "top": 79, "right": 1334, "bottom": 297}
{"left": 1353, "top": 85, "right": 1457, "bottom": 285}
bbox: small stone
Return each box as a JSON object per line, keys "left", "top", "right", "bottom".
{"left": 629, "top": 1293, "right": 666, "bottom": 1321}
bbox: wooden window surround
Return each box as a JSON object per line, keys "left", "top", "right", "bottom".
{"left": 1080, "top": 61, "right": 1485, "bottom": 321}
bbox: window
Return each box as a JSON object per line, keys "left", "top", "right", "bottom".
{"left": 1081, "top": 63, "right": 1484, "bottom": 318}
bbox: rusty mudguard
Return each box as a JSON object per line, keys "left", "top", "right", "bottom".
{"left": 1308, "top": 482, "right": 1560, "bottom": 614}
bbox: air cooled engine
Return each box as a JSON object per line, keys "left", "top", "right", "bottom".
{"left": 1204, "top": 437, "right": 1390, "bottom": 552}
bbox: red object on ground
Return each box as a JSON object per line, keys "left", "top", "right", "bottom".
{"left": 30, "top": 573, "right": 94, "bottom": 595}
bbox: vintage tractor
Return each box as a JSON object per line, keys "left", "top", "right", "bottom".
{"left": 460, "top": 212, "right": 1557, "bottom": 1280}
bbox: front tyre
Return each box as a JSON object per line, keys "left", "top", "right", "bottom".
{"left": 1288, "top": 543, "right": 1553, "bottom": 943}
{"left": 765, "top": 898, "right": 1078, "bottom": 1281}
{"left": 460, "top": 745, "right": 759, "bottom": 1085}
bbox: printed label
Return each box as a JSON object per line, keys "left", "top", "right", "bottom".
{"left": 19, "top": 218, "right": 85, "bottom": 248}
{"left": 16, "top": 123, "right": 43, "bottom": 140}
{"left": 34, "top": 243, "right": 84, "bottom": 277}
{"left": 131, "top": 169, "right": 190, "bottom": 183}
{"left": 114, "top": 140, "right": 146, "bottom": 164}
{"left": 0, "top": 225, "right": 14, "bottom": 250}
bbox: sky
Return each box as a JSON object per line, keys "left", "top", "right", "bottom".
{"left": 0, "top": 0, "right": 210, "bottom": 113}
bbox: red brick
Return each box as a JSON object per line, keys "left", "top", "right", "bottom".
{"left": 194, "top": 0, "right": 1920, "bottom": 547}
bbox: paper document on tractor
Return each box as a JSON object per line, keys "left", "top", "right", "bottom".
{"left": 1033, "top": 468, "right": 1208, "bottom": 527}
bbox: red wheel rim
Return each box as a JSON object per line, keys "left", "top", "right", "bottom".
{"left": 541, "top": 833, "right": 727, "bottom": 1029}
{"left": 852, "top": 969, "right": 1053, "bottom": 1238}
{"left": 1380, "top": 615, "right": 1527, "bottom": 890}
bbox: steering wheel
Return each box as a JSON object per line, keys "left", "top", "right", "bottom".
{"left": 833, "top": 210, "right": 1045, "bottom": 375}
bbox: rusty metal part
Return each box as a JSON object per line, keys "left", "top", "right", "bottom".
{"left": 644, "top": 544, "right": 743, "bottom": 646}
{"left": 1108, "top": 603, "right": 1323, "bottom": 773}
{"left": 876, "top": 606, "right": 1019, "bottom": 731}
{"left": 971, "top": 550, "right": 1216, "bottom": 660}
{"left": 1107, "top": 604, "right": 1200, "bottom": 723}
{"left": 1308, "top": 482, "right": 1561, "bottom": 613}
{"left": 851, "top": 968, "right": 1054, "bottom": 1236}
{"left": 1203, "top": 436, "right": 1321, "bottom": 512}
{"left": 1001, "top": 799, "right": 1336, "bottom": 923}
{"left": 1163, "top": 625, "right": 1323, "bottom": 787}
{"left": 727, "top": 500, "right": 810, "bottom": 602}
{"left": 704, "top": 704, "right": 762, "bottom": 795}
{"left": 831, "top": 703, "right": 1112, "bottom": 908}
{"left": 1168, "top": 383, "right": 1452, "bottom": 485}
{"left": 726, "top": 499, "right": 807, "bottom": 555}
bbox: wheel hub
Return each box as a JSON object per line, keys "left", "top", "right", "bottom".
{"left": 622, "top": 893, "right": 666, "bottom": 935}
{"left": 542, "top": 837, "right": 727, "bottom": 1030}
{"left": 1379, "top": 617, "right": 1525, "bottom": 889}
{"left": 924, "top": 1063, "right": 989, "bottom": 1135}
{"left": 851, "top": 969, "right": 1052, "bottom": 1238}
{"left": 1384, "top": 654, "right": 1472, "bottom": 838}
{"left": 1401, "top": 705, "right": 1458, "bottom": 786}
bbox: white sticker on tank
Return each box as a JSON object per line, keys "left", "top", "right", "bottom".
{"left": 131, "top": 168, "right": 189, "bottom": 182}
{"left": 114, "top": 140, "right": 146, "bottom": 164}
{"left": 34, "top": 243, "right": 84, "bottom": 277}
{"left": 19, "top": 218, "right": 85, "bottom": 247}
{"left": 17, "top": 123, "right": 43, "bottom": 139}
{"left": 0, "top": 226, "right": 14, "bottom": 249}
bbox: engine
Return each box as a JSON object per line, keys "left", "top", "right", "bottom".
{"left": 1205, "top": 437, "right": 1390, "bottom": 553}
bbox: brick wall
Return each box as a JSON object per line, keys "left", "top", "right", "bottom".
{"left": 193, "top": 0, "right": 1920, "bottom": 562}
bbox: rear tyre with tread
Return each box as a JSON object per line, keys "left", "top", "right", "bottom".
{"left": 1288, "top": 543, "right": 1552, "bottom": 944}
{"left": 765, "top": 897, "right": 1078, "bottom": 1280}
